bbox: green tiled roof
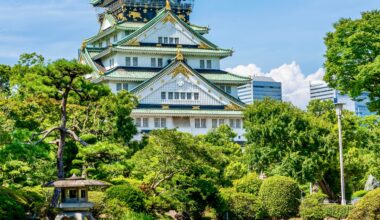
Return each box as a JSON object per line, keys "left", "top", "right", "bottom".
{"left": 92, "top": 66, "right": 249, "bottom": 84}
{"left": 132, "top": 109, "right": 243, "bottom": 116}
{"left": 92, "top": 46, "right": 232, "bottom": 60}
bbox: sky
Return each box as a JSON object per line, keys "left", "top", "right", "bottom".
{"left": 0, "top": 0, "right": 378, "bottom": 108}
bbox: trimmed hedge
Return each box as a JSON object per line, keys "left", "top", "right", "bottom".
{"left": 348, "top": 188, "right": 380, "bottom": 220}
{"left": 300, "top": 193, "right": 352, "bottom": 220}
{"left": 233, "top": 173, "right": 263, "bottom": 195}
{"left": 258, "top": 176, "right": 301, "bottom": 219}
{"left": 106, "top": 185, "right": 146, "bottom": 212}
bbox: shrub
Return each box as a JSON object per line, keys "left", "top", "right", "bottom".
{"left": 258, "top": 176, "right": 300, "bottom": 219}
{"left": 233, "top": 173, "right": 262, "bottom": 195}
{"left": 323, "top": 204, "right": 352, "bottom": 219}
{"left": 220, "top": 188, "right": 263, "bottom": 220}
{"left": 88, "top": 191, "right": 106, "bottom": 218}
{"left": 300, "top": 193, "right": 353, "bottom": 220}
{"left": 106, "top": 185, "right": 146, "bottom": 212}
{"left": 0, "top": 187, "right": 26, "bottom": 220}
{"left": 299, "top": 193, "right": 327, "bottom": 220}
{"left": 348, "top": 188, "right": 380, "bottom": 220}
{"left": 121, "top": 211, "right": 155, "bottom": 220}
{"left": 352, "top": 190, "right": 369, "bottom": 199}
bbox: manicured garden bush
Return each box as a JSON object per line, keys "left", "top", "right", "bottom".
{"left": 220, "top": 188, "right": 263, "bottom": 220}
{"left": 258, "top": 176, "right": 301, "bottom": 219}
{"left": 299, "top": 193, "right": 327, "bottom": 220}
{"left": 233, "top": 173, "right": 263, "bottom": 195}
{"left": 300, "top": 193, "right": 352, "bottom": 220}
{"left": 106, "top": 185, "right": 146, "bottom": 212}
{"left": 88, "top": 191, "right": 106, "bottom": 218}
{"left": 348, "top": 188, "right": 380, "bottom": 220}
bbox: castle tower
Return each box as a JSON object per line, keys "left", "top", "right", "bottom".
{"left": 80, "top": 0, "right": 250, "bottom": 142}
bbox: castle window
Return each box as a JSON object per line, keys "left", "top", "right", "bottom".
{"left": 212, "top": 119, "right": 218, "bottom": 128}
{"left": 154, "top": 118, "right": 166, "bottom": 128}
{"left": 161, "top": 92, "right": 166, "bottom": 100}
{"left": 116, "top": 83, "right": 128, "bottom": 92}
{"left": 229, "top": 119, "right": 235, "bottom": 128}
{"left": 175, "top": 92, "right": 180, "bottom": 100}
{"left": 158, "top": 58, "right": 163, "bottom": 67}
{"left": 133, "top": 57, "right": 138, "bottom": 67}
{"left": 194, "top": 93, "right": 199, "bottom": 100}
{"left": 219, "top": 119, "right": 225, "bottom": 125}
{"left": 236, "top": 119, "right": 242, "bottom": 128}
{"left": 106, "top": 38, "right": 111, "bottom": 46}
{"left": 168, "top": 92, "right": 173, "bottom": 100}
{"left": 187, "top": 93, "right": 192, "bottom": 100}
{"left": 164, "top": 37, "right": 168, "bottom": 44}
{"left": 207, "top": 60, "right": 212, "bottom": 69}
{"left": 181, "top": 92, "right": 186, "bottom": 99}
{"left": 113, "top": 35, "right": 118, "bottom": 42}
{"left": 143, "top": 118, "right": 149, "bottom": 127}
{"left": 175, "top": 38, "right": 179, "bottom": 44}
{"left": 226, "top": 86, "right": 232, "bottom": 94}
{"left": 151, "top": 58, "right": 156, "bottom": 67}
{"left": 200, "top": 60, "right": 205, "bottom": 69}
{"left": 195, "top": 119, "right": 207, "bottom": 128}
{"left": 109, "top": 58, "right": 115, "bottom": 68}
{"left": 135, "top": 118, "right": 142, "bottom": 127}
{"left": 126, "top": 57, "right": 131, "bottom": 66}
{"left": 158, "top": 37, "right": 163, "bottom": 44}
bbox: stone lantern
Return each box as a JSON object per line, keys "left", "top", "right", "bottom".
{"left": 46, "top": 174, "right": 110, "bottom": 220}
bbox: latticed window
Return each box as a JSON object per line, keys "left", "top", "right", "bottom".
{"left": 236, "top": 119, "right": 242, "bottom": 128}
{"left": 143, "top": 118, "right": 149, "bottom": 128}
{"left": 168, "top": 92, "right": 173, "bottom": 100}
{"left": 133, "top": 57, "right": 138, "bottom": 67}
{"left": 164, "top": 37, "right": 168, "bottom": 44}
{"left": 158, "top": 37, "right": 163, "bottom": 44}
{"left": 200, "top": 60, "right": 205, "bottom": 69}
{"left": 175, "top": 38, "right": 179, "bottom": 44}
{"left": 135, "top": 118, "right": 142, "bottom": 127}
{"left": 158, "top": 58, "right": 163, "bottom": 67}
{"left": 212, "top": 119, "right": 218, "bottom": 128}
{"left": 175, "top": 92, "right": 180, "bottom": 99}
{"left": 194, "top": 93, "right": 199, "bottom": 100}
{"left": 161, "top": 92, "right": 166, "bottom": 100}
{"left": 126, "top": 57, "right": 131, "bottom": 67}
{"left": 229, "top": 119, "right": 235, "bottom": 128}
{"left": 113, "top": 35, "right": 118, "bottom": 42}
{"left": 181, "top": 92, "right": 186, "bottom": 99}
{"left": 207, "top": 60, "right": 212, "bottom": 69}
{"left": 195, "top": 119, "right": 207, "bottom": 128}
{"left": 187, "top": 93, "right": 192, "bottom": 100}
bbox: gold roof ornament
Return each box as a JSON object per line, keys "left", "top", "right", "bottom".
{"left": 165, "top": 0, "right": 171, "bottom": 11}
{"left": 176, "top": 48, "right": 184, "bottom": 61}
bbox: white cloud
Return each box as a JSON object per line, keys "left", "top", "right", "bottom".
{"left": 225, "top": 62, "right": 325, "bottom": 109}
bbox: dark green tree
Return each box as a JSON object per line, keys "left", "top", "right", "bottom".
{"left": 324, "top": 10, "right": 380, "bottom": 113}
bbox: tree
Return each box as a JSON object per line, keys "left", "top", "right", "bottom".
{"left": 244, "top": 99, "right": 338, "bottom": 199}
{"left": 324, "top": 10, "right": 380, "bottom": 113}
{"left": 0, "top": 65, "right": 11, "bottom": 94}
{"left": 8, "top": 54, "right": 137, "bottom": 206}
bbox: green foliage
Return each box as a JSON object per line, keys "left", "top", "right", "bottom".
{"left": 348, "top": 188, "right": 380, "bottom": 220}
{"left": 244, "top": 99, "right": 336, "bottom": 184}
{"left": 121, "top": 211, "right": 155, "bottom": 220}
{"left": 0, "top": 187, "right": 25, "bottom": 220}
{"left": 324, "top": 10, "right": 380, "bottom": 113}
{"left": 106, "top": 185, "right": 146, "bottom": 212}
{"left": 0, "top": 64, "right": 11, "bottom": 94}
{"left": 233, "top": 173, "right": 262, "bottom": 195}
{"left": 220, "top": 188, "right": 262, "bottom": 220}
{"left": 88, "top": 191, "right": 106, "bottom": 218}
{"left": 352, "top": 190, "right": 369, "bottom": 199}
{"left": 258, "top": 176, "right": 301, "bottom": 219}
{"left": 300, "top": 193, "right": 352, "bottom": 220}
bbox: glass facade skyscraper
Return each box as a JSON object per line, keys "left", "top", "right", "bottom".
{"left": 310, "top": 82, "right": 374, "bottom": 117}
{"left": 238, "top": 76, "right": 282, "bottom": 104}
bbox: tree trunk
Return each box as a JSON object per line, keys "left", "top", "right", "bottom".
{"left": 51, "top": 89, "right": 70, "bottom": 207}
{"left": 318, "top": 178, "right": 337, "bottom": 201}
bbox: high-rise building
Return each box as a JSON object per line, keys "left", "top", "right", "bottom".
{"left": 80, "top": 0, "right": 251, "bottom": 141}
{"left": 237, "top": 76, "right": 282, "bottom": 104}
{"left": 310, "top": 82, "right": 374, "bottom": 117}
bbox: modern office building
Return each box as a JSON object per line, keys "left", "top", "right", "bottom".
{"left": 237, "top": 76, "right": 282, "bottom": 104}
{"left": 79, "top": 0, "right": 251, "bottom": 141}
{"left": 310, "top": 82, "right": 374, "bottom": 117}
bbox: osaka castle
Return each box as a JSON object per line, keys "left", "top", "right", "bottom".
{"left": 80, "top": 0, "right": 250, "bottom": 142}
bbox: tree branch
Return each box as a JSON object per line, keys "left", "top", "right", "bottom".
{"left": 66, "top": 129, "right": 89, "bottom": 146}
{"left": 33, "top": 127, "right": 60, "bottom": 145}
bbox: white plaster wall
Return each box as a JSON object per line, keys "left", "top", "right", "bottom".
{"left": 138, "top": 72, "right": 229, "bottom": 106}
{"left": 138, "top": 20, "right": 200, "bottom": 45}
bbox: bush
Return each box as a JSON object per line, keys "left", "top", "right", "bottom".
{"left": 258, "top": 176, "right": 300, "bottom": 219}
{"left": 352, "top": 190, "right": 369, "bottom": 199}
{"left": 106, "top": 185, "right": 146, "bottom": 212}
{"left": 88, "top": 191, "right": 106, "bottom": 218}
{"left": 348, "top": 188, "right": 380, "bottom": 220}
{"left": 0, "top": 187, "right": 25, "bottom": 220}
{"left": 299, "top": 193, "right": 327, "bottom": 220}
{"left": 220, "top": 188, "right": 263, "bottom": 220}
{"left": 233, "top": 173, "right": 262, "bottom": 195}
{"left": 121, "top": 211, "right": 155, "bottom": 220}
{"left": 323, "top": 204, "right": 352, "bottom": 219}
{"left": 300, "top": 193, "right": 353, "bottom": 220}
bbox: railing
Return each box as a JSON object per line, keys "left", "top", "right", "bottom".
{"left": 107, "top": 0, "right": 194, "bottom": 11}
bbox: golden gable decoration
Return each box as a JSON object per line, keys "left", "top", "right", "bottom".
{"left": 225, "top": 103, "right": 243, "bottom": 111}
{"left": 171, "top": 64, "right": 192, "bottom": 79}
{"left": 163, "top": 14, "right": 176, "bottom": 24}
{"left": 127, "top": 39, "right": 140, "bottom": 46}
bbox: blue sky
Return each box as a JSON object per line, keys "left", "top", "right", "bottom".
{"left": 0, "top": 0, "right": 378, "bottom": 107}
